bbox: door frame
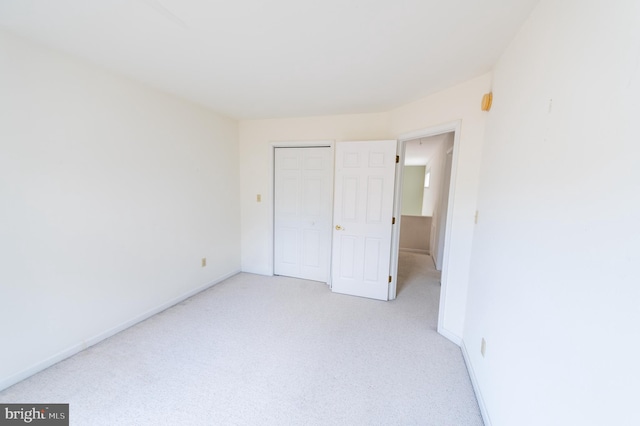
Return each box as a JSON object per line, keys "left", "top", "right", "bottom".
{"left": 389, "top": 121, "right": 461, "bottom": 337}
{"left": 268, "top": 141, "right": 335, "bottom": 282}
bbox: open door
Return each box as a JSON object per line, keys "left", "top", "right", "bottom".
{"left": 331, "top": 140, "right": 397, "bottom": 300}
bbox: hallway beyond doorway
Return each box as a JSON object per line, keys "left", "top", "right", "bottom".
{"left": 397, "top": 251, "right": 441, "bottom": 328}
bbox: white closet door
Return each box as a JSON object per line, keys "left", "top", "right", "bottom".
{"left": 274, "top": 147, "right": 333, "bottom": 282}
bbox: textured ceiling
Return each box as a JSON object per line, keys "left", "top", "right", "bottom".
{"left": 0, "top": 0, "right": 539, "bottom": 119}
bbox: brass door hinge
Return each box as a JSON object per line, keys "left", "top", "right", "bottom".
{"left": 392, "top": 217, "right": 396, "bottom": 224}
{"left": 388, "top": 275, "right": 392, "bottom": 283}
{"left": 396, "top": 155, "right": 400, "bottom": 163}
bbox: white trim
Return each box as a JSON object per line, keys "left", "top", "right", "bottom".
{"left": 396, "top": 121, "right": 461, "bottom": 142}
{"left": 0, "top": 269, "right": 240, "bottom": 392}
{"left": 268, "top": 141, "right": 335, "bottom": 280}
{"left": 461, "top": 340, "right": 493, "bottom": 426}
{"left": 399, "top": 248, "right": 429, "bottom": 255}
{"left": 390, "top": 121, "right": 462, "bottom": 349}
{"left": 437, "top": 324, "right": 462, "bottom": 345}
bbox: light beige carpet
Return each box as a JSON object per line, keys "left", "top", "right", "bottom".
{"left": 0, "top": 252, "right": 483, "bottom": 425}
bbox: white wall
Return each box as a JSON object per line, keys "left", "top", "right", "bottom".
{"left": 421, "top": 166, "right": 434, "bottom": 216}
{"left": 428, "top": 133, "right": 454, "bottom": 270}
{"left": 463, "top": 0, "right": 640, "bottom": 425}
{"left": 422, "top": 133, "right": 453, "bottom": 217}
{"left": 0, "top": 31, "right": 241, "bottom": 390}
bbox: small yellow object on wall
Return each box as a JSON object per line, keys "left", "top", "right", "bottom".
{"left": 481, "top": 92, "right": 493, "bottom": 111}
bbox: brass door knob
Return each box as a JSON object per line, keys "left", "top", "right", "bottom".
{"left": 335, "top": 225, "right": 343, "bottom": 231}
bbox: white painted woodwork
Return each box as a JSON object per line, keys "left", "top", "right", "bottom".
{"left": 331, "top": 140, "right": 397, "bottom": 300}
{"left": 274, "top": 147, "right": 332, "bottom": 282}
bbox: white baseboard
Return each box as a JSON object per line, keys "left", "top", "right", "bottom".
{"left": 0, "top": 269, "right": 240, "bottom": 391}
{"left": 399, "top": 248, "right": 429, "bottom": 255}
{"left": 461, "top": 340, "right": 493, "bottom": 426}
{"left": 437, "top": 325, "right": 462, "bottom": 346}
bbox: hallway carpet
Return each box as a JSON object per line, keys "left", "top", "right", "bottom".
{"left": 0, "top": 252, "right": 483, "bottom": 425}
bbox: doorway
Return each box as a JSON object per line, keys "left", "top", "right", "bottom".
{"left": 399, "top": 132, "right": 453, "bottom": 262}
{"left": 389, "top": 122, "right": 461, "bottom": 341}
{"left": 395, "top": 132, "right": 454, "bottom": 294}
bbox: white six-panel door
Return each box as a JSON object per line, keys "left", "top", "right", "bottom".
{"left": 274, "top": 147, "right": 333, "bottom": 282}
{"left": 331, "top": 140, "right": 397, "bottom": 300}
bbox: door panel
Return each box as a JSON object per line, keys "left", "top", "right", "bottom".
{"left": 274, "top": 147, "right": 332, "bottom": 282}
{"left": 331, "top": 140, "right": 397, "bottom": 300}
